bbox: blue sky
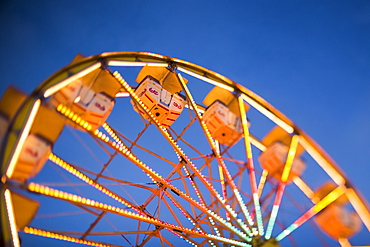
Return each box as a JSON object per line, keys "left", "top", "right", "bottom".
{"left": 1, "top": 1, "right": 369, "bottom": 246}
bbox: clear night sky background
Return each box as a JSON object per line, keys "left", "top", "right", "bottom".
{"left": 0, "top": 1, "right": 369, "bottom": 246}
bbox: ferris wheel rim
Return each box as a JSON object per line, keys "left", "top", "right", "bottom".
{"left": 1, "top": 51, "right": 369, "bottom": 247}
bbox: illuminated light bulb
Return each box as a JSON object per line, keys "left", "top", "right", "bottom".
{"left": 68, "top": 111, "right": 74, "bottom": 119}
{"left": 65, "top": 108, "right": 71, "bottom": 117}
{"left": 28, "top": 182, "right": 35, "bottom": 191}
{"left": 60, "top": 106, "right": 66, "bottom": 114}
{"left": 57, "top": 104, "right": 63, "bottom": 111}
{"left": 67, "top": 194, "right": 73, "bottom": 201}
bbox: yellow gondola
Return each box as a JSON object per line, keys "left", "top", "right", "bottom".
{"left": 0, "top": 86, "right": 66, "bottom": 182}
{"left": 202, "top": 86, "right": 249, "bottom": 146}
{"left": 10, "top": 191, "right": 39, "bottom": 231}
{"left": 11, "top": 105, "right": 66, "bottom": 182}
{"left": 0, "top": 87, "right": 27, "bottom": 143}
{"left": 314, "top": 182, "right": 362, "bottom": 239}
{"left": 259, "top": 126, "right": 306, "bottom": 183}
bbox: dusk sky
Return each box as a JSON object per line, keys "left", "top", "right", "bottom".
{"left": 1, "top": 1, "right": 369, "bottom": 246}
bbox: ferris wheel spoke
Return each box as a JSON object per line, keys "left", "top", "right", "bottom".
{"left": 168, "top": 115, "right": 197, "bottom": 142}
{"left": 54, "top": 70, "right": 300, "bottom": 245}
{"left": 112, "top": 72, "right": 219, "bottom": 197}
{"left": 112, "top": 70, "right": 255, "bottom": 239}
{"left": 265, "top": 134, "right": 300, "bottom": 239}
{"left": 93, "top": 151, "right": 118, "bottom": 182}
{"left": 161, "top": 175, "right": 252, "bottom": 241}
{"left": 103, "top": 120, "right": 212, "bottom": 220}
{"left": 238, "top": 95, "right": 264, "bottom": 236}
{"left": 96, "top": 126, "right": 252, "bottom": 240}
{"left": 23, "top": 226, "right": 119, "bottom": 247}
{"left": 103, "top": 122, "right": 182, "bottom": 177}
{"left": 177, "top": 73, "right": 255, "bottom": 229}
{"left": 48, "top": 153, "right": 152, "bottom": 214}
{"left": 257, "top": 169, "right": 269, "bottom": 198}
{"left": 275, "top": 185, "right": 347, "bottom": 241}
{"left": 166, "top": 126, "right": 205, "bottom": 159}
{"left": 27, "top": 181, "right": 249, "bottom": 245}
{"left": 163, "top": 191, "right": 223, "bottom": 243}
{"left": 82, "top": 211, "right": 106, "bottom": 240}
{"left": 163, "top": 192, "right": 198, "bottom": 230}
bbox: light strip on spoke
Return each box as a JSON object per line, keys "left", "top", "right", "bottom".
{"left": 281, "top": 135, "right": 299, "bottom": 183}
{"left": 177, "top": 73, "right": 228, "bottom": 217}
{"left": 265, "top": 136, "right": 299, "bottom": 239}
{"left": 239, "top": 95, "right": 264, "bottom": 235}
{"left": 257, "top": 169, "right": 268, "bottom": 198}
{"left": 24, "top": 227, "right": 111, "bottom": 247}
{"left": 48, "top": 153, "right": 140, "bottom": 213}
{"left": 177, "top": 73, "right": 254, "bottom": 232}
{"left": 27, "top": 183, "right": 251, "bottom": 246}
{"left": 276, "top": 185, "right": 347, "bottom": 241}
{"left": 112, "top": 71, "right": 252, "bottom": 241}
{"left": 44, "top": 62, "right": 102, "bottom": 98}
{"left": 57, "top": 103, "right": 243, "bottom": 238}
{"left": 218, "top": 165, "right": 229, "bottom": 220}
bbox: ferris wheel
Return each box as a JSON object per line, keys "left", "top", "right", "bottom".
{"left": 1, "top": 52, "right": 369, "bottom": 247}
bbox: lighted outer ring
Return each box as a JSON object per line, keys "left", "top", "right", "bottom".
{"left": 33, "top": 51, "right": 348, "bottom": 185}
{"left": 1, "top": 52, "right": 369, "bottom": 246}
